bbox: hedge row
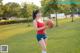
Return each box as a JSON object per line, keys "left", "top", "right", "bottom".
{"left": 0, "top": 19, "right": 32, "bottom": 25}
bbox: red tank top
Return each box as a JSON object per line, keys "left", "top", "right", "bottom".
{"left": 37, "top": 21, "right": 45, "bottom": 34}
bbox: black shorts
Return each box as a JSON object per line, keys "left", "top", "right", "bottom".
{"left": 36, "top": 34, "right": 47, "bottom": 41}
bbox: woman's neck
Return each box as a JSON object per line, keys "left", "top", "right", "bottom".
{"left": 36, "top": 18, "right": 43, "bottom": 23}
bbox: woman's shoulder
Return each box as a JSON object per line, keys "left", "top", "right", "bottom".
{"left": 33, "top": 20, "right": 37, "bottom": 23}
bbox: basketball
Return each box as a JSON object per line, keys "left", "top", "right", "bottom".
{"left": 46, "top": 19, "right": 54, "bottom": 28}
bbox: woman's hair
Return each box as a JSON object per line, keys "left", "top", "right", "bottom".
{"left": 32, "top": 10, "right": 40, "bottom": 20}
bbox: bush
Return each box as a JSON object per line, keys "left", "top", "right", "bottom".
{"left": 0, "top": 19, "right": 32, "bottom": 25}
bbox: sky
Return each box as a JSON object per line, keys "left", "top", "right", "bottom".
{"left": 2, "top": 0, "right": 41, "bottom": 7}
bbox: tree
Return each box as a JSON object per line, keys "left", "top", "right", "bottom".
{"left": 0, "top": 0, "right": 4, "bottom": 17}
{"left": 20, "top": 3, "right": 28, "bottom": 18}
{"left": 3, "top": 2, "right": 21, "bottom": 18}
{"left": 41, "top": 0, "right": 51, "bottom": 16}
{"left": 0, "top": 1, "right": 39, "bottom": 20}
{"left": 41, "top": 0, "right": 60, "bottom": 26}
{"left": 20, "top": 3, "right": 39, "bottom": 18}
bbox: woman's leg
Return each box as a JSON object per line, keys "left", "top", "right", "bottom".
{"left": 44, "top": 38, "right": 47, "bottom": 46}
{"left": 38, "top": 38, "right": 47, "bottom": 53}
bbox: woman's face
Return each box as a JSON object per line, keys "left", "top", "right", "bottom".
{"left": 36, "top": 12, "right": 42, "bottom": 19}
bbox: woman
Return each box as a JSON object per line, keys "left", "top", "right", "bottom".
{"left": 33, "top": 10, "right": 48, "bottom": 53}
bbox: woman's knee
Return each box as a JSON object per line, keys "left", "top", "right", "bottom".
{"left": 39, "top": 39, "right": 47, "bottom": 51}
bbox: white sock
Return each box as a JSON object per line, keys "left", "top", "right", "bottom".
{"left": 42, "top": 50, "right": 47, "bottom": 53}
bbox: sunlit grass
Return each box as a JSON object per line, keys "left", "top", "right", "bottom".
{"left": 0, "top": 23, "right": 33, "bottom": 40}
{"left": 0, "top": 18, "right": 80, "bottom": 53}
{"left": 58, "top": 17, "right": 80, "bottom": 25}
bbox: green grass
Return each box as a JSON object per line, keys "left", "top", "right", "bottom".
{"left": 0, "top": 18, "right": 80, "bottom": 53}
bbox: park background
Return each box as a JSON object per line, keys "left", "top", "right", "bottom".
{"left": 0, "top": 0, "right": 80, "bottom": 53}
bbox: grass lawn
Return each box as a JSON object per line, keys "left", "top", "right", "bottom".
{"left": 0, "top": 18, "right": 80, "bottom": 53}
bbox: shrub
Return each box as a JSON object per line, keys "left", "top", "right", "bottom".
{"left": 0, "top": 19, "right": 32, "bottom": 25}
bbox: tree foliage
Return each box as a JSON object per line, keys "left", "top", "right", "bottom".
{"left": 0, "top": 0, "right": 39, "bottom": 19}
